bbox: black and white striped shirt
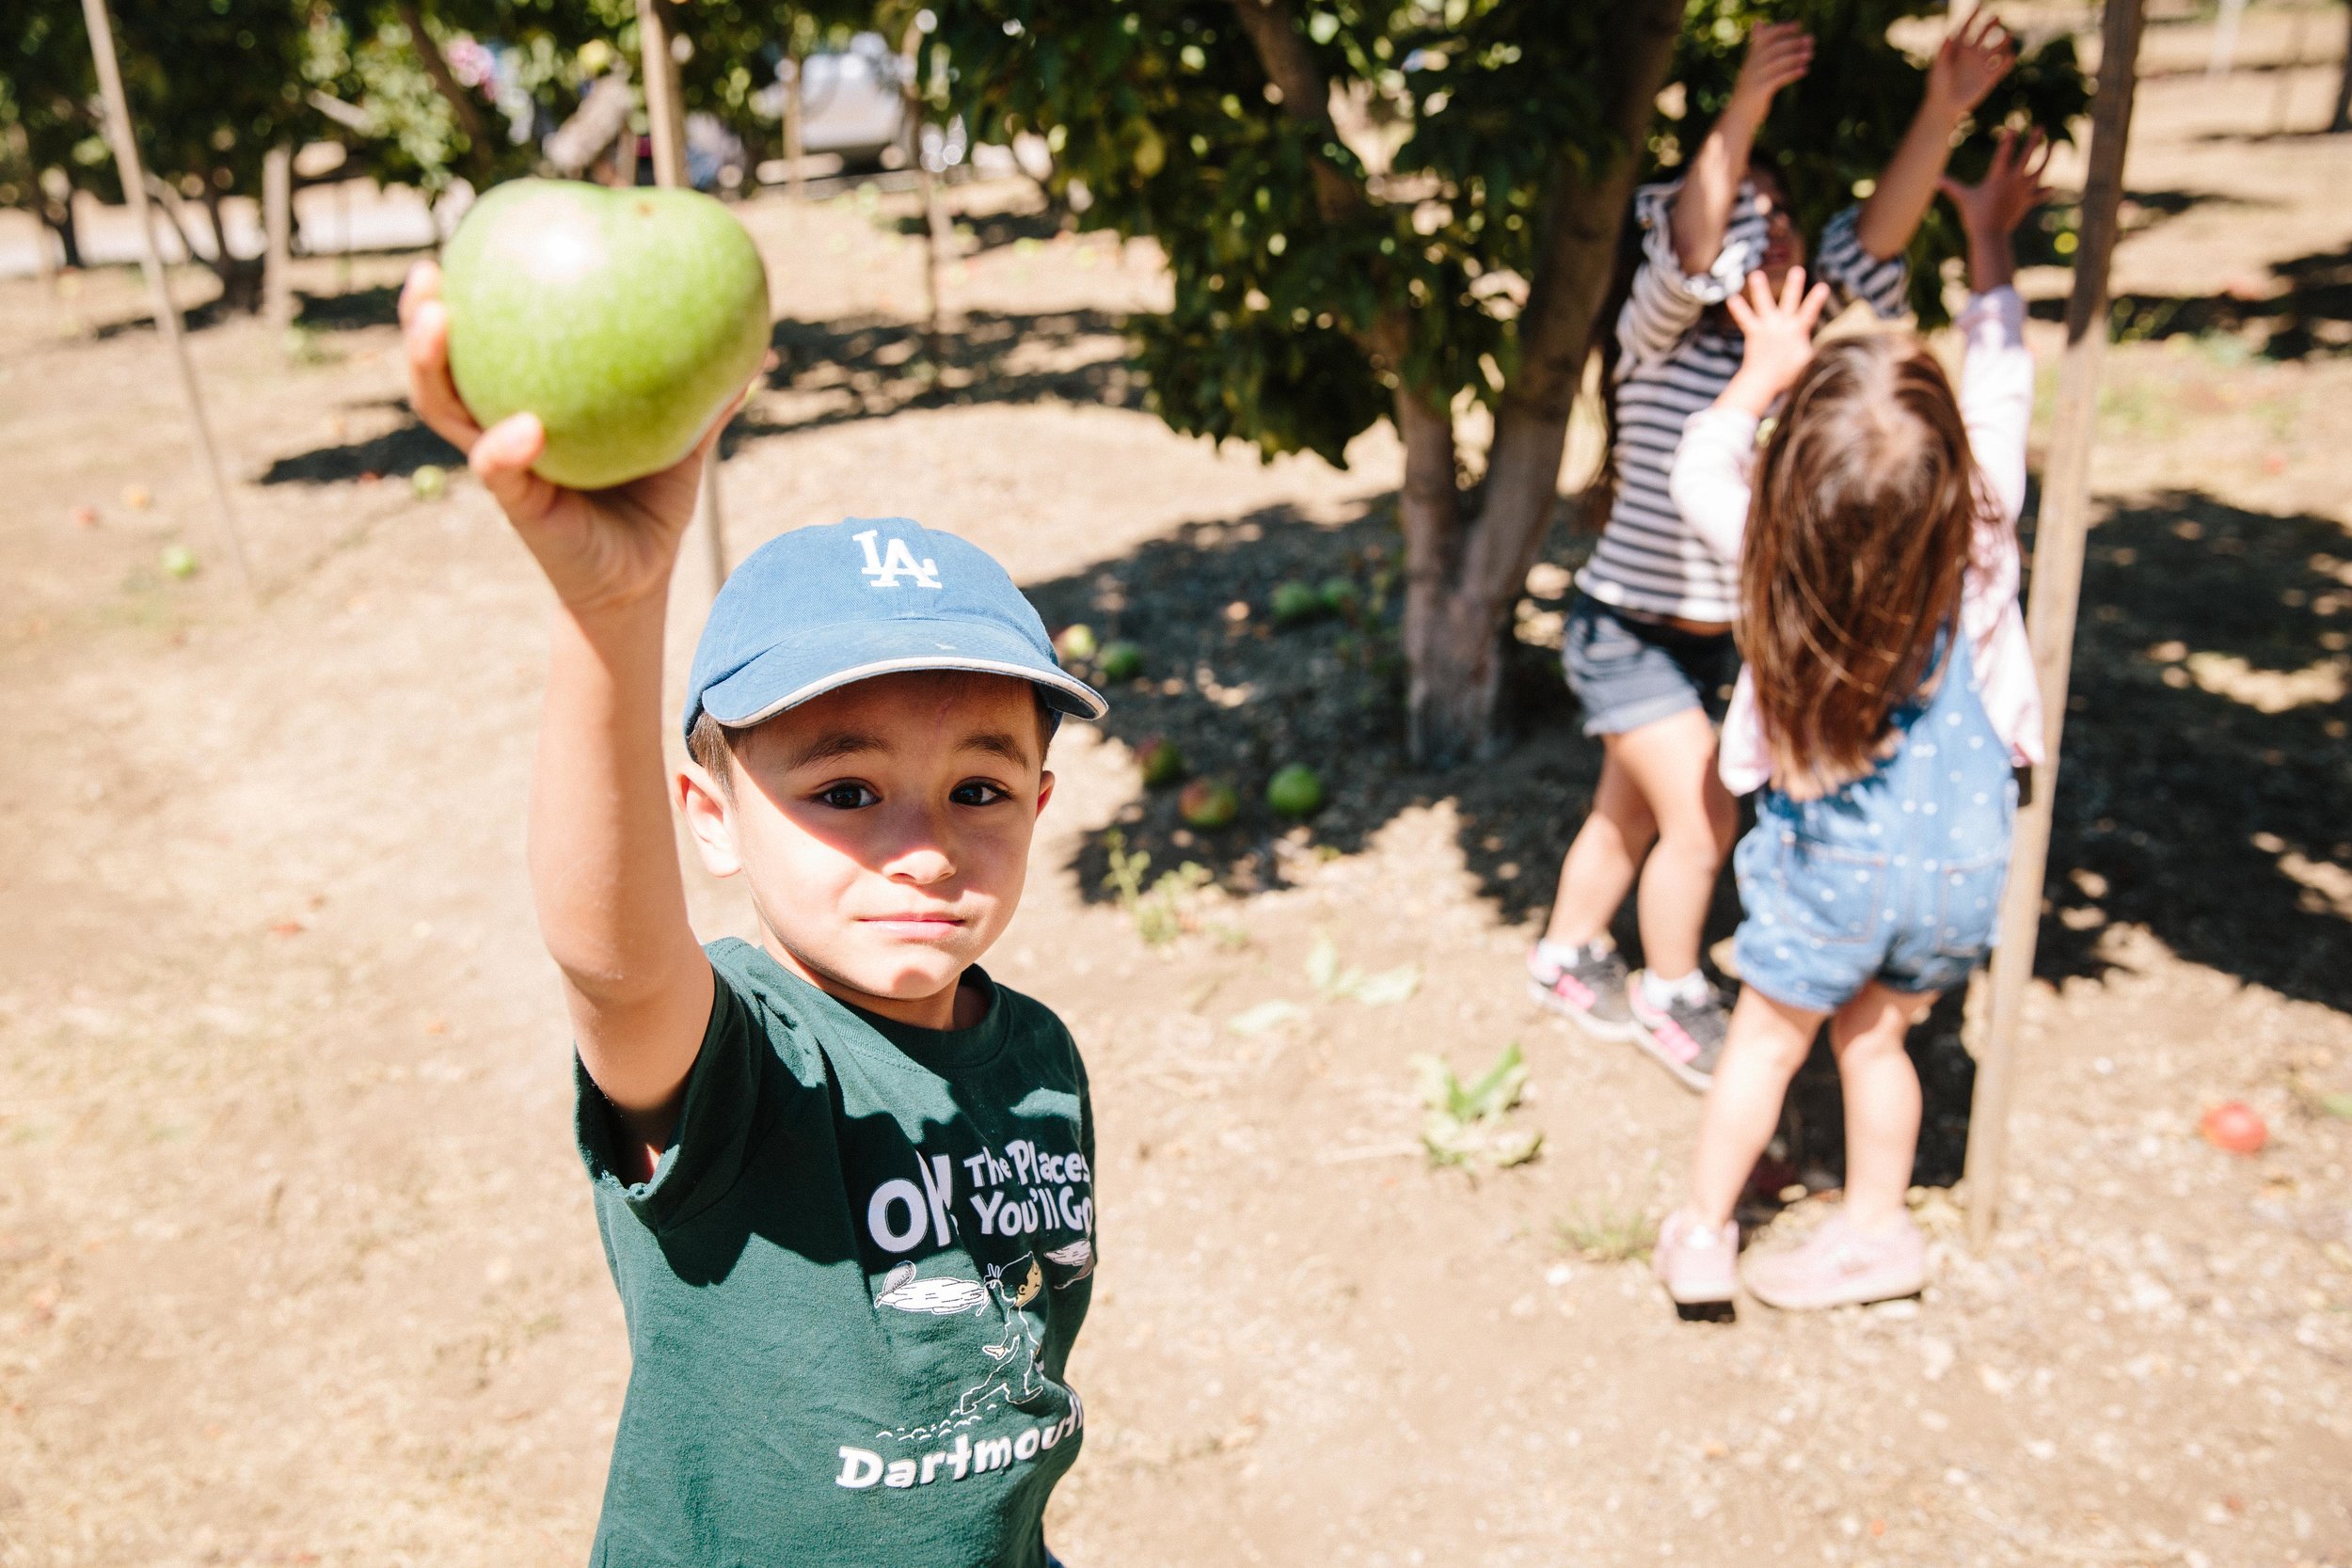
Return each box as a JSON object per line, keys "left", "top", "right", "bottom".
{"left": 1579, "top": 181, "right": 1911, "bottom": 623}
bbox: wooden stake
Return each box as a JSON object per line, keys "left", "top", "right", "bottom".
{"left": 80, "top": 0, "right": 252, "bottom": 593}
{"left": 2206, "top": 0, "right": 2247, "bottom": 75}
{"left": 1964, "top": 0, "right": 2148, "bottom": 1250}
{"left": 783, "top": 53, "right": 806, "bottom": 203}
{"left": 262, "top": 143, "right": 294, "bottom": 336}
{"left": 635, "top": 0, "right": 729, "bottom": 599}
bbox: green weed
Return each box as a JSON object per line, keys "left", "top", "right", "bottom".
{"left": 1555, "top": 1199, "right": 1660, "bottom": 1263}
{"left": 1101, "top": 829, "right": 1210, "bottom": 946}
{"left": 1415, "top": 1042, "right": 1542, "bottom": 1170}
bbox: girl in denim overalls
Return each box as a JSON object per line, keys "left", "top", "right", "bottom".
{"left": 1649, "top": 131, "right": 2053, "bottom": 1312}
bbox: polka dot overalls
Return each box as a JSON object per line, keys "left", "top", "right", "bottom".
{"left": 1731, "top": 631, "right": 2019, "bottom": 1013}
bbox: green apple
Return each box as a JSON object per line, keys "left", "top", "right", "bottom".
{"left": 1178, "top": 778, "right": 1238, "bottom": 830}
{"left": 1055, "top": 623, "right": 1098, "bottom": 662}
{"left": 1271, "top": 579, "right": 1321, "bottom": 626}
{"left": 1266, "top": 763, "right": 1324, "bottom": 817}
{"left": 160, "top": 544, "right": 199, "bottom": 579}
{"left": 439, "top": 179, "right": 771, "bottom": 491}
{"left": 1137, "top": 736, "right": 1186, "bottom": 788}
{"left": 1097, "top": 640, "right": 1145, "bottom": 682}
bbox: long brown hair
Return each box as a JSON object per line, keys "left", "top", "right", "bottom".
{"left": 1739, "top": 334, "right": 1979, "bottom": 794}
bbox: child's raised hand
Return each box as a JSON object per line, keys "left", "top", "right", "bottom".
{"left": 1936, "top": 125, "right": 2053, "bottom": 241}
{"left": 399, "top": 260, "right": 742, "bottom": 615}
{"left": 1727, "top": 21, "right": 1815, "bottom": 121}
{"left": 1926, "top": 9, "right": 2018, "bottom": 119}
{"left": 1722, "top": 266, "right": 1833, "bottom": 415}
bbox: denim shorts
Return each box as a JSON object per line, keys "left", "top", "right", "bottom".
{"left": 1562, "top": 593, "right": 1739, "bottom": 736}
{"left": 1732, "top": 635, "right": 2017, "bottom": 1012}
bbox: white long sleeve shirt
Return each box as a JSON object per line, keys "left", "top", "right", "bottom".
{"left": 1667, "top": 285, "right": 2048, "bottom": 796}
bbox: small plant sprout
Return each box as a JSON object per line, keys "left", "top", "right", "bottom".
{"left": 1554, "top": 1200, "right": 1661, "bottom": 1264}
{"left": 1305, "top": 933, "right": 1419, "bottom": 1006}
{"left": 1100, "top": 829, "right": 1210, "bottom": 946}
{"left": 1414, "top": 1042, "right": 1542, "bottom": 1171}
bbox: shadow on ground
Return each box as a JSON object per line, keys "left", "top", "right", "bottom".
{"left": 2030, "top": 241, "right": 2352, "bottom": 358}
{"left": 257, "top": 403, "right": 459, "bottom": 486}
{"left": 1025, "top": 483, "right": 2352, "bottom": 1182}
{"left": 730, "top": 308, "right": 1142, "bottom": 441}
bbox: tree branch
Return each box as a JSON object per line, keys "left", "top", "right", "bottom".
{"left": 393, "top": 1, "right": 490, "bottom": 153}
{"left": 1227, "top": 0, "right": 1365, "bottom": 223}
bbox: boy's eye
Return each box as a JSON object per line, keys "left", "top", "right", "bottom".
{"left": 816, "top": 783, "right": 879, "bottom": 810}
{"left": 951, "top": 780, "right": 1011, "bottom": 807}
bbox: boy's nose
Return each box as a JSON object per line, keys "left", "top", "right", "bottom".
{"left": 881, "top": 833, "right": 958, "bottom": 885}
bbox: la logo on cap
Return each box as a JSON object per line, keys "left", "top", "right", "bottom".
{"left": 853, "top": 528, "right": 942, "bottom": 591}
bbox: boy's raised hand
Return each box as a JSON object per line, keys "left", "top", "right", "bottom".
{"left": 1722, "top": 266, "right": 1833, "bottom": 416}
{"left": 1926, "top": 9, "right": 2018, "bottom": 119}
{"left": 1727, "top": 20, "right": 1814, "bottom": 121}
{"left": 399, "top": 260, "right": 739, "bottom": 615}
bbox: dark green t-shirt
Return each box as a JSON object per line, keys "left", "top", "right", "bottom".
{"left": 574, "top": 938, "right": 1096, "bottom": 1567}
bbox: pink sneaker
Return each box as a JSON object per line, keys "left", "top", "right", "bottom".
{"left": 1651, "top": 1210, "right": 1739, "bottom": 1307}
{"left": 1740, "top": 1212, "right": 1926, "bottom": 1310}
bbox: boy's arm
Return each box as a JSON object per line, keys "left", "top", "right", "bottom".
{"left": 400, "top": 263, "right": 723, "bottom": 1156}
{"left": 1853, "top": 9, "right": 2017, "bottom": 261}
{"left": 1670, "top": 21, "right": 1812, "bottom": 277}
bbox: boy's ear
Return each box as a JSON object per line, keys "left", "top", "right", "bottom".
{"left": 677, "top": 763, "right": 741, "bottom": 878}
{"left": 1036, "top": 770, "right": 1056, "bottom": 816}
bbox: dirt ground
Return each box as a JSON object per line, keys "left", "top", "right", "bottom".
{"left": 6, "top": 11, "right": 2352, "bottom": 1567}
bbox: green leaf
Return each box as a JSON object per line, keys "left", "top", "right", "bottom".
{"left": 1228, "top": 999, "right": 1307, "bottom": 1035}
{"left": 1349, "top": 964, "right": 1422, "bottom": 1007}
{"left": 1304, "top": 933, "right": 1341, "bottom": 994}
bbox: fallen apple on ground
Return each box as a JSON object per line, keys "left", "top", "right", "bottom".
{"left": 1097, "top": 641, "right": 1145, "bottom": 682}
{"left": 2199, "top": 1101, "right": 2266, "bottom": 1154}
{"left": 1137, "top": 736, "right": 1185, "bottom": 787}
{"left": 1267, "top": 763, "right": 1325, "bottom": 817}
{"left": 1179, "top": 778, "right": 1238, "bottom": 830}
{"left": 1054, "top": 623, "right": 1098, "bottom": 662}
{"left": 439, "top": 179, "right": 771, "bottom": 491}
{"left": 1271, "top": 580, "right": 1321, "bottom": 626}
{"left": 160, "top": 545, "right": 199, "bottom": 579}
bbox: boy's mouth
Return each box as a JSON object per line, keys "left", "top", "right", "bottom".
{"left": 861, "top": 912, "right": 970, "bottom": 940}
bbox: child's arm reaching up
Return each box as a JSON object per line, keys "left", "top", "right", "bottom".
{"left": 1940, "top": 127, "right": 2053, "bottom": 768}
{"left": 1854, "top": 9, "right": 2018, "bottom": 261}
{"left": 1666, "top": 265, "right": 1833, "bottom": 563}
{"left": 1670, "top": 22, "right": 1812, "bottom": 277}
{"left": 401, "top": 262, "right": 733, "bottom": 1165}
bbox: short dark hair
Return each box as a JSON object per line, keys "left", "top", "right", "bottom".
{"left": 686, "top": 686, "right": 1057, "bottom": 794}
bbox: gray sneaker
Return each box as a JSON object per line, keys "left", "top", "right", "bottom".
{"left": 1626, "top": 974, "right": 1729, "bottom": 1092}
{"left": 1527, "top": 943, "right": 1635, "bottom": 1040}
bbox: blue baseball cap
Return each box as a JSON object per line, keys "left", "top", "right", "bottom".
{"left": 683, "top": 517, "right": 1107, "bottom": 742}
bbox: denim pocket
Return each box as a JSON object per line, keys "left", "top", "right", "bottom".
{"left": 1766, "top": 831, "right": 1890, "bottom": 949}
{"left": 1930, "top": 853, "right": 2008, "bottom": 958}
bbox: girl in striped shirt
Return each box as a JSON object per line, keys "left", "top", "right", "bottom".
{"left": 1528, "top": 12, "right": 2022, "bottom": 1088}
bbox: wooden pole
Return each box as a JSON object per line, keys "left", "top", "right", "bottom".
{"left": 80, "top": 0, "right": 252, "bottom": 593}
{"left": 2206, "top": 0, "right": 2248, "bottom": 75}
{"left": 1964, "top": 0, "right": 2148, "bottom": 1250}
{"left": 783, "top": 53, "right": 806, "bottom": 202}
{"left": 262, "top": 143, "right": 294, "bottom": 337}
{"left": 635, "top": 0, "right": 728, "bottom": 599}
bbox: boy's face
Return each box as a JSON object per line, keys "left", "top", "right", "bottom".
{"left": 679, "top": 672, "right": 1054, "bottom": 1026}
{"left": 1749, "top": 169, "right": 1809, "bottom": 290}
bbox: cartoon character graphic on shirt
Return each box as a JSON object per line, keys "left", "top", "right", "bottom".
{"left": 875, "top": 1252, "right": 1061, "bottom": 1441}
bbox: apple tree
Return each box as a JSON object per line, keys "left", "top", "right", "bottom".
{"left": 936, "top": 0, "right": 2084, "bottom": 766}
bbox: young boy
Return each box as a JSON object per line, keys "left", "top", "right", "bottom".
{"left": 399, "top": 263, "right": 1104, "bottom": 1566}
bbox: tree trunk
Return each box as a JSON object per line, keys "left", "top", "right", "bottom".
{"left": 198, "top": 184, "right": 264, "bottom": 314}
{"left": 1395, "top": 0, "right": 1684, "bottom": 766}
{"left": 40, "top": 192, "right": 84, "bottom": 270}
{"left": 2334, "top": 1, "right": 2352, "bottom": 132}
{"left": 783, "top": 53, "right": 806, "bottom": 200}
